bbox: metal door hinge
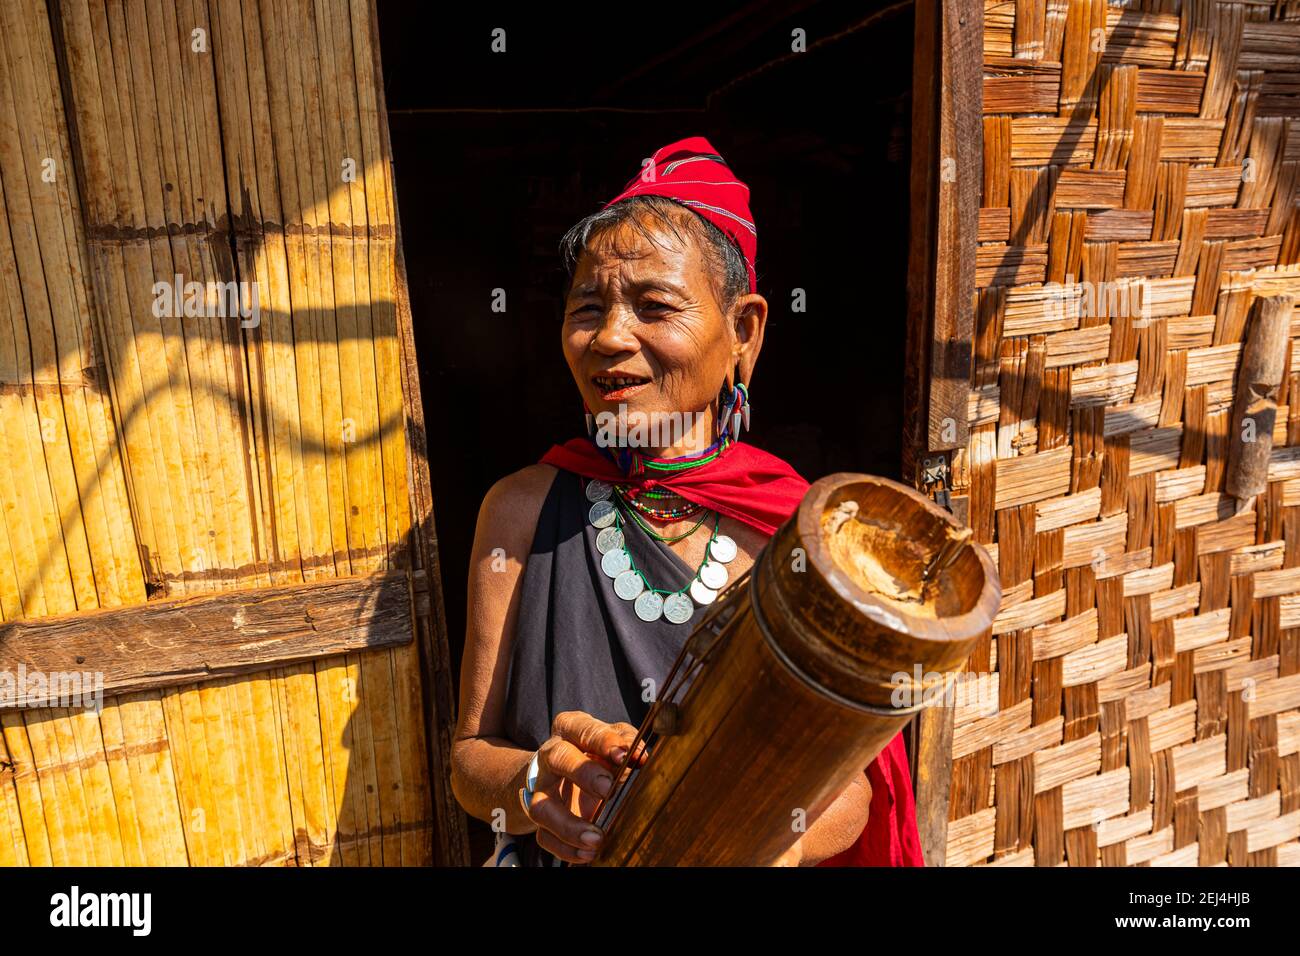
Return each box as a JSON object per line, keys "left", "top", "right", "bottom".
{"left": 920, "top": 454, "right": 952, "bottom": 511}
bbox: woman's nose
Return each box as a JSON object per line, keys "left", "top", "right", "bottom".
{"left": 590, "top": 308, "right": 639, "bottom": 356}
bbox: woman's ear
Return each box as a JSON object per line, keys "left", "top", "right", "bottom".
{"left": 732, "top": 293, "right": 768, "bottom": 387}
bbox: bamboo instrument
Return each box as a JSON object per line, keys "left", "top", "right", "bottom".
{"left": 591, "top": 474, "right": 1000, "bottom": 866}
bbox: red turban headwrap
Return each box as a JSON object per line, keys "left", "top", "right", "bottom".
{"left": 603, "top": 136, "right": 758, "bottom": 292}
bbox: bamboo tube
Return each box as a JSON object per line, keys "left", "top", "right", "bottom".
{"left": 112, "top": 692, "right": 186, "bottom": 865}
{"left": 252, "top": 674, "right": 298, "bottom": 864}
{"left": 259, "top": 0, "right": 332, "bottom": 582}
{"left": 110, "top": 0, "right": 204, "bottom": 588}
{"left": 0, "top": 712, "right": 53, "bottom": 865}
{"left": 593, "top": 475, "right": 1000, "bottom": 866}
{"left": 315, "top": 0, "right": 380, "bottom": 575}
{"left": 20, "top": 714, "right": 80, "bottom": 864}
{"left": 339, "top": 653, "right": 384, "bottom": 865}
{"left": 0, "top": 728, "right": 30, "bottom": 865}
{"left": 136, "top": 0, "right": 221, "bottom": 594}
{"left": 357, "top": 648, "right": 403, "bottom": 865}
{"left": 93, "top": 703, "right": 144, "bottom": 866}
{"left": 175, "top": 684, "right": 226, "bottom": 865}
{"left": 315, "top": 658, "right": 362, "bottom": 866}
{"left": 66, "top": 707, "right": 120, "bottom": 865}
{"left": 0, "top": 3, "right": 95, "bottom": 612}
{"left": 26, "top": 0, "right": 137, "bottom": 607}
{"left": 287, "top": 0, "right": 351, "bottom": 580}
{"left": 159, "top": 687, "right": 214, "bottom": 864}
{"left": 350, "top": 0, "right": 420, "bottom": 865}
{"left": 228, "top": 677, "right": 269, "bottom": 864}
{"left": 0, "top": 451, "right": 24, "bottom": 623}
{"left": 0, "top": 265, "right": 50, "bottom": 619}
{"left": 1226, "top": 295, "right": 1294, "bottom": 500}
{"left": 267, "top": 664, "right": 317, "bottom": 864}
{"left": 150, "top": 0, "right": 240, "bottom": 592}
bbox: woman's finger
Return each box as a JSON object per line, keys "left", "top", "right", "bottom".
{"left": 540, "top": 738, "right": 615, "bottom": 802}
{"left": 550, "top": 710, "right": 629, "bottom": 763}
{"left": 552, "top": 711, "right": 648, "bottom": 766}
{"left": 535, "top": 822, "right": 598, "bottom": 865}
{"left": 525, "top": 786, "right": 604, "bottom": 858}
{"left": 609, "top": 722, "right": 651, "bottom": 766}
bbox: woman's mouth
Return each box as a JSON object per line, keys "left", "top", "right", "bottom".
{"left": 592, "top": 374, "right": 651, "bottom": 401}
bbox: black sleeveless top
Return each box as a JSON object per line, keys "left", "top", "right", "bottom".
{"left": 502, "top": 467, "right": 700, "bottom": 865}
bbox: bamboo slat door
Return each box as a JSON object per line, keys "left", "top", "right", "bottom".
{"left": 0, "top": 0, "right": 466, "bottom": 866}
{"left": 910, "top": 0, "right": 1300, "bottom": 867}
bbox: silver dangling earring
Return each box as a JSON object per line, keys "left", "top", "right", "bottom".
{"left": 716, "top": 379, "right": 750, "bottom": 441}
{"left": 584, "top": 402, "right": 595, "bottom": 437}
{"left": 716, "top": 381, "right": 733, "bottom": 441}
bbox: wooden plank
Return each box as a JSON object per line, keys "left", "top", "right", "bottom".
{"left": 0, "top": 572, "right": 412, "bottom": 705}
{"left": 927, "top": 0, "right": 982, "bottom": 452}
{"left": 906, "top": 0, "right": 982, "bottom": 866}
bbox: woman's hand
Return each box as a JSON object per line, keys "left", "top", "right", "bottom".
{"left": 523, "top": 710, "right": 646, "bottom": 864}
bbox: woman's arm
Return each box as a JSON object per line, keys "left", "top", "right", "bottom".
{"left": 451, "top": 465, "right": 649, "bottom": 862}
{"left": 784, "top": 771, "right": 873, "bottom": 866}
{"left": 449, "top": 464, "right": 556, "bottom": 834}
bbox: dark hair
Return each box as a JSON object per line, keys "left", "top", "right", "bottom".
{"left": 559, "top": 194, "right": 749, "bottom": 311}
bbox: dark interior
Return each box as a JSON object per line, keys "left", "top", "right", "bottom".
{"left": 379, "top": 0, "right": 916, "bottom": 731}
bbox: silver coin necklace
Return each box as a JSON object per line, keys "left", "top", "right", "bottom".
{"left": 585, "top": 478, "right": 737, "bottom": 625}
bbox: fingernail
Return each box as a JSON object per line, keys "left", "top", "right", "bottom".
{"left": 580, "top": 828, "right": 602, "bottom": 846}
{"left": 578, "top": 848, "right": 596, "bottom": 860}
{"left": 611, "top": 747, "right": 627, "bottom": 762}
{"left": 595, "top": 773, "right": 613, "bottom": 796}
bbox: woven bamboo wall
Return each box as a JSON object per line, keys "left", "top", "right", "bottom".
{"left": 0, "top": 0, "right": 443, "bottom": 865}
{"left": 942, "top": 0, "right": 1300, "bottom": 867}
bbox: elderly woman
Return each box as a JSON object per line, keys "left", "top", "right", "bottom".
{"left": 451, "top": 138, "right": 922, "bottom": 867}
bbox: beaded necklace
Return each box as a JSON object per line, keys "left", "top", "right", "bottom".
{"left": 587, "top": 480, "right": 736, "bottom": 625}
{"left": 584, "top": 402, "right": 745, "bottom": 625}
{"left": 617, "top": 485, "right": 703, "bottom": 522}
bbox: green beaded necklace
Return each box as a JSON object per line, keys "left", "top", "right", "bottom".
{"left": 588, "top": 478, "right": 737, "bottom": 626}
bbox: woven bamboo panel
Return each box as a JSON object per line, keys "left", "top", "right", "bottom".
{"left": 0, "top": 0, "right": 436, "bottom": 865}
{"left": 945, "top": 0, "right": 1300, "bottom": 866}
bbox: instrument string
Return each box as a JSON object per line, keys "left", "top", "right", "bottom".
{"left": 591, "top": 567, "right": 753, "bottom": 841}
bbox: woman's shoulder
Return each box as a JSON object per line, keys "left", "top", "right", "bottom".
{"left": 482, "top": 462, "right": 560, "bottom": 508}
{"left": 474, "top": 463, "right": 561, "bottom": 544}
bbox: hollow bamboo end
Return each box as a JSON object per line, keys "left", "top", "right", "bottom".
{"left": 760, "top": 473, "right": 1000, "bottom": 709}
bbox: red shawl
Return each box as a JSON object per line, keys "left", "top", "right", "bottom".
{"left": 539, "top": 437, "right": 925, "bottom": 867}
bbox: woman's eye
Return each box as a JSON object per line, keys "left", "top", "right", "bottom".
{"left": 568, "top": 304, "right": 601, "bottom": 319}
{"left": 641, "top": 301, "right": 673, "bottom": 315}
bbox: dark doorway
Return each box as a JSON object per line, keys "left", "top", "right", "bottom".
{"left": 379, "top": 0, "right": 916, "bottom": 779}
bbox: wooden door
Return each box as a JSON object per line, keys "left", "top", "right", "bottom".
{"left": 0, "top": 0, "right": 465, "bottom": 866}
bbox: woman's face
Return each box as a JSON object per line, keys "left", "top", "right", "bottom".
{"left": 562, "top": 213, "right": 764, "bottom": 454}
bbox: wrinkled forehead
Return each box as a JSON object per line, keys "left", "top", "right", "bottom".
{"left": 568, "top": 215, "right": 713, "bottom": 296}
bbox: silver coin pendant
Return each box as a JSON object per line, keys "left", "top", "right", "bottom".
{"left": 601, "top": 548, "right": 631, "bottom": 579}
{"left": 689, "top": 578, "right": 719, "bottom": 606}
{"left": 585, "top": 479, "right": 613, "bottom": 502}
{"left": 614, "top": 570, "right": 644, "bottom": 601}
{"left": 634, "top": 591, "right": 665, "bottom": 623}
{"left": 699, "top": 560, "right": 728, "bottom": 591}
{"left": 596, "top": 526, "right": 624, "bottom": 554}
{"left": 588, "top": 500, "right": 616, "bottom": 529}
{"left": 663, "top": 592, "right": 694, "bottom": 625}
{"left": 709, "top": 534, "right": 738, "bottom": 564}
